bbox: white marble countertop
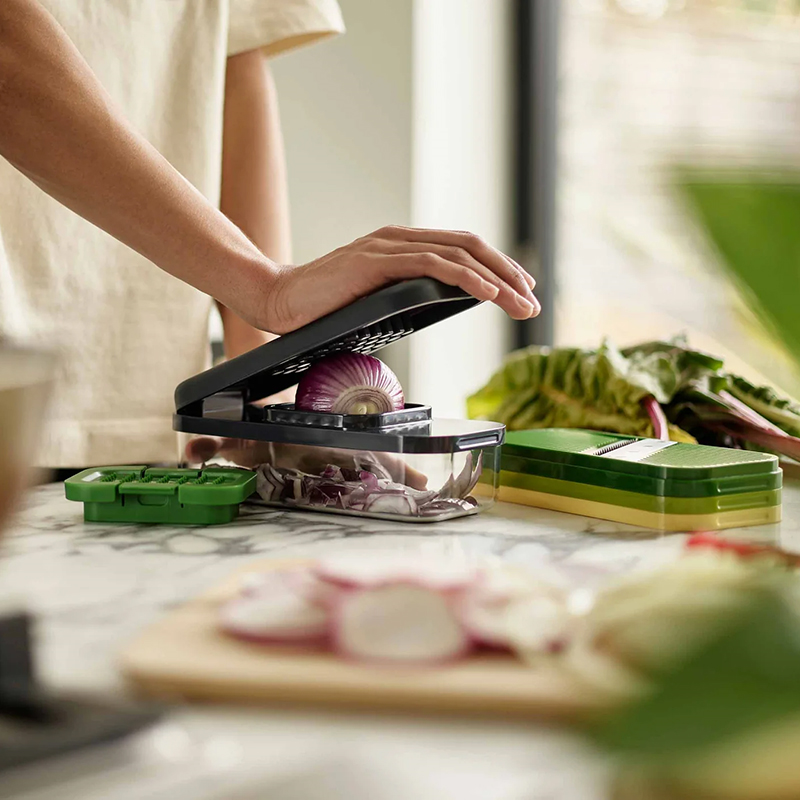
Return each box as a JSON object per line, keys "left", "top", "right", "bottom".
{"left": 2, "top": 482, "right": 799, "bottom": 799}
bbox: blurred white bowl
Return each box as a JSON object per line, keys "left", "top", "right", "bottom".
{"left": 0, "top": 346, "right": 55, "bottom": 537}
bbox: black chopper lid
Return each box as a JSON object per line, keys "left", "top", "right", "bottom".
{"left": 175, "top": 278, "right": 480, "bottom": 413}
{"left": 173, "top": 279, "right": 505, "bottom": 454}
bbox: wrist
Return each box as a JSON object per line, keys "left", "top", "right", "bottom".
{"left": 219, "top": 251, "right": 281, "bottom": 332}
{"left": 253, "top": 261, "right": 295, "bottom": 335}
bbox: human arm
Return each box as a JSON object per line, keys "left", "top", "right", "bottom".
{"left": 0, "top": 0, "right": 272, "bottom": 328}
{"left": 217, "top": 50, "right": 290, "bottom": 361}
{"left": 0, "top": 0, "right": 539, "bottom": 335}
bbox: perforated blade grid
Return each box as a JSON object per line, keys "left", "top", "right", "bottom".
{"left": 269, "top": 316, "right": 412, "bottom": 380}
{"left": 640, "top": 444, "right": 776, "bottom": 469}
{"left": 263, "top": 400, "right": 431, "bottom": 431}
{"left": 175, "top": 279, "right": 481, "bottom": 414}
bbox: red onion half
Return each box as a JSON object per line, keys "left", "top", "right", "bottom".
{"left": 295, "top": 354, "right": 404, "bottom": 415}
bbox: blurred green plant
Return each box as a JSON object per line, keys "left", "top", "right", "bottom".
{"left": 594, "top": 592, "right": 800, "bottom": 799}
{"left": 613, "top": 0, "right": 800, "bottom": 18}
{"left": 679, "top": 171, "right": 800, "bottom": 374}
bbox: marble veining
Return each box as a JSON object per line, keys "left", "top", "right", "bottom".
{"left": 3, "top": 480, "right": 798, "bottom": 697}
{"left": 2, "top": 481, "right": 799, "bottom": 799}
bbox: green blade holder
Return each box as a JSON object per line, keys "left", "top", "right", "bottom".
{"left": 65, "top": 466, "right": 256, "bottom": 525}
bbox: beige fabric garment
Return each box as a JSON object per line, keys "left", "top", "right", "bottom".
{"left": 0, "top": 0, "right": 343, "bottom": 467}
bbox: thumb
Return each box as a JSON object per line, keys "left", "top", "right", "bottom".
{"left": 185, "top": 436, "right": 226, "bottom": 464}
{"left": 186, "top": 436, "right": 271, "bottom": 469}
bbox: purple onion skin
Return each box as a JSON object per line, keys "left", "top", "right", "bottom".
{"left": 295, "top": 354, "right": 404, "bottom": 415}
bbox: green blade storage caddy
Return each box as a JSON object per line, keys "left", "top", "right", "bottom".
{"left": 65, "top": 466, "right": 256, "bottom": 525}
{"left": 499, "top": 429, "right": 782, "bottom": 531}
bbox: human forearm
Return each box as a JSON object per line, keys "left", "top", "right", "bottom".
{"left": 218, "top": 51, "right": 292, "bottom": 360}
{"left": 0, "top": 0, "right": 275, "bottom": 326}
{"left": 0, "top": 2, "right": 539, "bottom": 338}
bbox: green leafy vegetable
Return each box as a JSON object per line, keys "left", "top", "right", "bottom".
{"left": 679, "top": 171, "right": 800, "bottom": 368}
{"left": 469, "top": 334, "right": 800, "bottom": 458}
{"left": 595, "top": 591, "right": 800, "bottom": 800}
{"left": 622, "top": 335, "right": 728, "bottom": 401}
{"left": 467, "top": 340, "right": 687, "bottom": 439}
{"left": 728, "top": 375, "right": 800, "bottom": 438}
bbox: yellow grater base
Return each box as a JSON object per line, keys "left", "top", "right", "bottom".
{"left": 497, "top": 486, "right": 781, "bottom": 532}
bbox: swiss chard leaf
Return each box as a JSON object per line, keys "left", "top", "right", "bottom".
{"left": 728, "top": 375, "right": 800, "bottom": 437}
{"left": 468, "top": 333, "right": 800, "bottom": 453}
{"left": 467, "top": 341, "right": 672, "bottom": 435}
{"left": 622, "top": 337, "right": 728, "bottom": 403}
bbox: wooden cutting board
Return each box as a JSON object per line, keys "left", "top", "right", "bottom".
{"left": 120, "top": 560, "right": 610, "bottom": 721}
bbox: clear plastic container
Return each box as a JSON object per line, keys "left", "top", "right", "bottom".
{"left": 241, "top": 434, "right": 501, "bottom": 522}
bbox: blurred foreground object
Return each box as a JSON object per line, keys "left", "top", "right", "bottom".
{"left": 679, "top": 169, "right": 800, "bottom": 373}
{"left": 602, "top": 592, "right": 800, "bottom": 800}
{"left": 0, "top": 345, "right": 167, "bottom": 782}
{"left": 572, "top": 534, "right": 800, "bottom": 799}
{"left": 0, "top": 345, "right": 55, "bottom": 537}
{"left": 566, "top": 544, "right": 799, "bottom": 690}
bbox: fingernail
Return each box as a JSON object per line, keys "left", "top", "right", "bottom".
{"left": 482, "top": 281, "right": 500, "bottom": 299}
{"left": 516, "top": 296, "right": 536, "bottom": 316}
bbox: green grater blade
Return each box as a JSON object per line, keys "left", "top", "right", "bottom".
{"left": 503, "top": 429, "right": 779, "bottom": 481}
{"left": 499, "top": 429, "right": 782, "bottom": 531}
{"left": 501, "top": 453, "right": 782, "bottom": 498}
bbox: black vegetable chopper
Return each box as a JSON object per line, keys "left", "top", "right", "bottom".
{"left": 174, "top": 279, "right": 505, "bottom": 522}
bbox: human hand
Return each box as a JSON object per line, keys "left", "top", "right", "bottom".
{"left": 185, "top": 437, "right": 429, "bottom": 490}
{"left": 258, "top": 225, "right": 539, "bottom": 335}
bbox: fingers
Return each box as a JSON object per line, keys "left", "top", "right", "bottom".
{"left": 381, "top": 252, "right": 532, "bottom": 320}
{"left": 261, "top": 223, "right": 543, "bottom": 334}
{"left": 385, "top": 458, "right": 429, "bottom": 490}
{"left": 185, "top": 436, "right": 224, "bottom": 464}
{"left": 187, "top": 438, "right": 430, "bottom": 493}
{"left": 371, "top": 225, "right": 540, "bottom": 318}
{"left": 514, "top": 263, "right": 537, "bottom": 291}
{"left": 405, "top": 468, "right": 429, "bottom": 490}
{"left": 185, "top": 436, "right": 267, "bottom": 468}
{"left": 376, "top": 240, "right": 536, "bottom": 320}
{"left": 405, "top": 227, "right": 537, "bottom": 305}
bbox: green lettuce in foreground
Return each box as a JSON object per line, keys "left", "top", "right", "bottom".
{"left": 599, "top": 593, "right": 800, "bottom": 800}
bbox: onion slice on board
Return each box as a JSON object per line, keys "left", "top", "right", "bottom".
{"left": 239, "top": 566, "right": 313, "bottom": 596}
{"left": 458, "top": 571, "right": 573, "bottom": 651}
{"left": 221, "top": 572, "right": 330, "bottom": 644}
{"left": 457, "top": 589, "right": 515, "bottom": 649}
{"left": 240, "top": 567, "right": 343, "bottom": 610}
{"left": 314, "top": 553, "right": 479, "bottom": 591}
{"left": 333, "top": 584, "right": 471, "bottom": 664}
{"left": 504, "top": 593, "right": 575, "bottom": 655}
